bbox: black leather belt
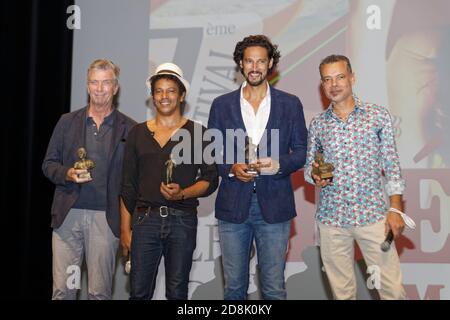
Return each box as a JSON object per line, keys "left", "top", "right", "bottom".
{"left": 136, "top": 206, "right": 192, "bottom": 217}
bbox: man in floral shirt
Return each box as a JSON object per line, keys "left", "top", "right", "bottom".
{"left": 305, "top": 55, "right": 406, "bottom": 299}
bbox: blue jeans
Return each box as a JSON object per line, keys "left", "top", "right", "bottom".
{"left": 218, "top": 194, "right": 291, "bottom": 300}
{"left": 130, "top": 210, "right": 197, "bottom": 300}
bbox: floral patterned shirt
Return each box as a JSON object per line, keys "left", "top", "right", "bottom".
{"left": 304, "top": 96, "right": 405, "bottom": 227}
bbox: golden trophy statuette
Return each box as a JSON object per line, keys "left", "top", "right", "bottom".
{"left": 312, "top": 152, "right": 334, "bottom": 182}
{"left": 164, "top": 154, "right": 176, "bottom": 184}
{"left": 74, "top": 147, "right": 95, "bottom": 179}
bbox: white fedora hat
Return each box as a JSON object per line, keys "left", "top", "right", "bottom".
{"left": 146, "top": 62, "right": 190, "bottom": 95}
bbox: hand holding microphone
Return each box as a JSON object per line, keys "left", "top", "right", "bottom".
{"left": 380, "top": 208, "right": 416, "bottom": 252}
{"left": 381, "top": 230, "right": 394, "bottom": 252}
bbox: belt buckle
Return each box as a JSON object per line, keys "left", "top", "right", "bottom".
{"left": 159, "top": 206, "right": 169, "bottom": 218}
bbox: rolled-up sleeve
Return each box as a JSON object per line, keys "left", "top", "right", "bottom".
{"left": 196, "top": 126, "right": 218, "bottom": 197}
{"left": 380, "top": 109, "right": 405, "bottom": 196}
{"left": 196, "top": 163, "right": 218, "bottom": 197}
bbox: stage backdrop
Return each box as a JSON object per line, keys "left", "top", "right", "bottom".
{"left": 71, "top": 0, "right": 450, "bottom": 299}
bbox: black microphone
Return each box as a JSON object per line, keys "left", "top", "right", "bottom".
{"left": 380, "top": 230, "right": 394, "bottom": 252}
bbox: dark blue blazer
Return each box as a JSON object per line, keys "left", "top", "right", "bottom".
{"left": 42, "top": 107, "right": 136, "bottom": 237}
{"left": 208, "top": 86, "right": 307, "bottom": 223}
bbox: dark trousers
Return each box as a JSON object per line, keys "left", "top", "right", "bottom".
{"left": 130, "top": 210, "right": 197, "bottom": 300}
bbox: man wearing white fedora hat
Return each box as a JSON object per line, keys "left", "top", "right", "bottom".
{"left": 120, "top": 62, "right": 218, "bottom": 300}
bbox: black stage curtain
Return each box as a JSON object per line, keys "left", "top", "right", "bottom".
{"left": 1, "top": 0, "right": 73, "bottom": 299}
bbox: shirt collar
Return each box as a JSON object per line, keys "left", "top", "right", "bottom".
{"left": 240, "top": 81, "right": 271, "bottom": 104}
{"left": 325, "top": 95, "right": 365, "bottom": 120}
{"left": 86, "top": 108, "right": 116, "bottom": 126}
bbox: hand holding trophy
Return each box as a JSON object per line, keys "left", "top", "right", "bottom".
{"left": 160, "top": 153, "right": 184, "bottom": 201}
{"left": 73, "top": 147, "right": 95, "bottom": 179}
{"left": 164, "top": 153, "right": 176, "bottom": 184}
{"left": 244, "top": 138, "right": 271, "bottom": 175}
{"left": 312, "top": 151, "right": 334, "bottom": 184}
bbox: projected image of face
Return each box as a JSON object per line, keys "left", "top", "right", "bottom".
{"left": 387, "top": 28, "right": 450, "bottom": 168}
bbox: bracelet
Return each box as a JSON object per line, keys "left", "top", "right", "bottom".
{"left": 181, "top": 190, "right": 185, "bottom": 201}
{"left": 388, "top": 207, "right": 416, "bottom": 229}
{"left": 388, "top": 207, "right": 404, "bottom": 215}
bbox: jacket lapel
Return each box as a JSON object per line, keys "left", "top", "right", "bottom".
{"left": 230, "top": 87, "right": 247, "bottom": 132}
{"left": 70, "top": 107, "right": 88, "bottom": 160}
{"left": 263, "top": 86, "right": 282, "bottom": 148}
{"left": 266, "top": 86, "right": 282, "bottom": 130}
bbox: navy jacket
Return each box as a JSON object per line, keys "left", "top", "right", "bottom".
{"left": 208, "top": 86, "right": 307, "bottom": 223}
{"left": 42, "top": 107, "right": 136, "bottom": 237}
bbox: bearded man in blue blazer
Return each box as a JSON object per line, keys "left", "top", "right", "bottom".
{"left": 208, "top": 35, "right": 307, "bottom": 300}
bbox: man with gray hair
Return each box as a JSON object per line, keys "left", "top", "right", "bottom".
{"left": 42, "top": 59, "right": 136, "bottom": 299}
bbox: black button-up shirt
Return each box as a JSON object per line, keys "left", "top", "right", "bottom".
{"left": 121, "top": 120, "right": 218, "bottom": 215}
